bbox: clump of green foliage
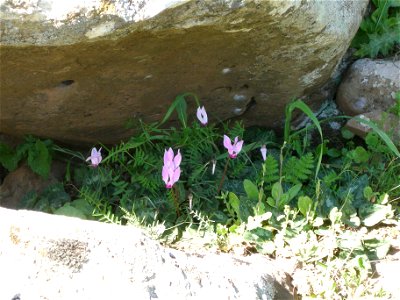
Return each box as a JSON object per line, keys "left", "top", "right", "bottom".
{"left": 0, "top": 135, "right": 53, "bottom": 178}
{"left": 351, "top": 0, "right": 400, "bottom": 58}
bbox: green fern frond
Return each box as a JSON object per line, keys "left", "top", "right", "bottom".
{"left": 263, "top": 155, "right": 280, "bottom": 184}
{"left": 135, "top": 173, "right": 161, "bottom": 195}
{"left": 79, "top": 187, "right": 121, "bottom": 224}
{"left": 133, "top": 148, "right": 146, "bottom": 167}
{"left": 226, "top": 121, "right": 245, "bottom": 140}
{"left": 284, "top": 153, "right": 314, "bottom": 184}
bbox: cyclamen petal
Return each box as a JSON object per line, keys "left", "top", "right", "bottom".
{"left": 173, "top": 149, "right": 182, "bottom": 167}
{"left": 172, "top": 167, "right": 181, "bottom": 184}
{"left": 223, "top": 135, "right": 232, "bottom": 150}
{"left": 162, "top": 165, "right": 170, "bottom": 183}
{"left": 234, "top": 140, "right": 243, "bottom": 154}
{"left": 164, "top": 148, "right": 174, "bottom": 166}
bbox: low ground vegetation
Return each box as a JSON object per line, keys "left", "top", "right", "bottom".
{"left": 1, "top": 94, "right": 399, "bottom": 299}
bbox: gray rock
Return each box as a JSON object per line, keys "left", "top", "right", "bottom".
{"left": 0, "top": 0, "right": 368, "bottom": 145}
{"left": 0, "top": 207, "right": 292, "bottom": 300}
{"left": 336, "top": 58, "right": 400, "bottom": 116}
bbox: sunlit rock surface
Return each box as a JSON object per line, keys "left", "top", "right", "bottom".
{"left": 0, "top": 207, "right": 292, "bottom": 299}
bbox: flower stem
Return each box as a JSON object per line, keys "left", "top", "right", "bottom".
{"left": 171, "top": 186, "right": 180, "bottom": 217}
{"left": 217, "top": 157, "right": 230, "bottom": 195}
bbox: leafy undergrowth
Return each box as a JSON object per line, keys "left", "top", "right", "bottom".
{"left": 351, "top": 0, "right": 400, "bottom": 58}
{"left": 1, "top": 95, "right": 400, "bottom": 299}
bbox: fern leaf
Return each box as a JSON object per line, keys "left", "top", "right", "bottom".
{"left": 263, "top": 155, "right": 279, "bottom": 184}
{"left": 284, "top": 153, "right": 314, "bottom": 184}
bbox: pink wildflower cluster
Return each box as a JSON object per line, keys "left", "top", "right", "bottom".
{"left": 160, "top": 106, "right": 246, "bottom": 188}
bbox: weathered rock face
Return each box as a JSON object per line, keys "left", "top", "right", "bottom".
{"left": 0, "top": 207, "right": 292, "bottom": 299}
{"left": 0, "top": 0, "right": 368, "bottom": 145}
{"left": 337, "top": 58, "right": 400, "bottom": 116}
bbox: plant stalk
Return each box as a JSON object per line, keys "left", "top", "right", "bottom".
{"left": 217, "top": 157, "right": 230, "bottom": 194}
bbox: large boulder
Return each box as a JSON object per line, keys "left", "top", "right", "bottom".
{"left": 0, "top": 0, "right": 368, "bottom": 145}
{"left": 0, "top": 207, "right": 292, "bottom": 299}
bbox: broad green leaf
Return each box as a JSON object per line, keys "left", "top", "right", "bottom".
{"left": 70, "top": 198, "right": 94, "bottom": 217}
{"left": 246, "top": 212, "right": 272, "bottom": 230}
{"left": 388, "top": 0, "right": 400, "bottom": 7}
{"left": 243, "top": 179, "right": 259, "bottom": 201}
{"left": 244, "top": 227, "right": 273, "bottom": 243}
{"left": 287, "top": 184, "right": 302, "bottom": 201}
{"left": 54, "top": 203, "right": 88, "bottom": 219}
{"left": 298, "top": 196, "right": 312, "bottom": 216}
{"left": 345, "top": 213, "right": 361, "bottom": 228}
{"left": 266, "top": 197, "right": 275, "bottom": 208}
{"left": 0, "top": 143, "right": 19, "bottom": 171}
{"left": 359, "top": 204, "right": 394, "bottom": 227}
{"left": 337, "top": 231, "right": 364, "bottom": 252}
{"left": 329, "top": 207, "right": 342, "bottom": 223}
{"left": 363, "top": 186, "right": 374, "bottom": 200}
{"left": 228, "top": 192, "right": 241, "bottom": 220}
{"left": 278, "top": 194, "right": 290, "bottom": 209}
{"left": 327, "top": 148, "right": 341, "bottom": 158}
{"left": 271, "top": 182, "right": 283, "bottom": 201}
{"left": 27, "top": 140, "right": 51, "bottom": 178}
{"left": 364, "top": 238, "right": 391, "bottom": 260}
{"left": 350, "top": 146, "right": 370, "bottom": 163}
{"left": 341, "top": 127, "right": 355, "bottom": 139}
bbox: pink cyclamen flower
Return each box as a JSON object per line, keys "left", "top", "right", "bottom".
{"left": 196, "top": 106, "right": 208, "bottom": 125}
{"left": 162, "top": 148, "right": 182, "bottom": 188}
{"left": 260, "top": 145, "right": 267, "bottom": 161}
{"left": 86, "top": 147, "right": 102, "bottom": 167}
{"left": 223, "top": 135, "right": 244, "bottom": 159}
